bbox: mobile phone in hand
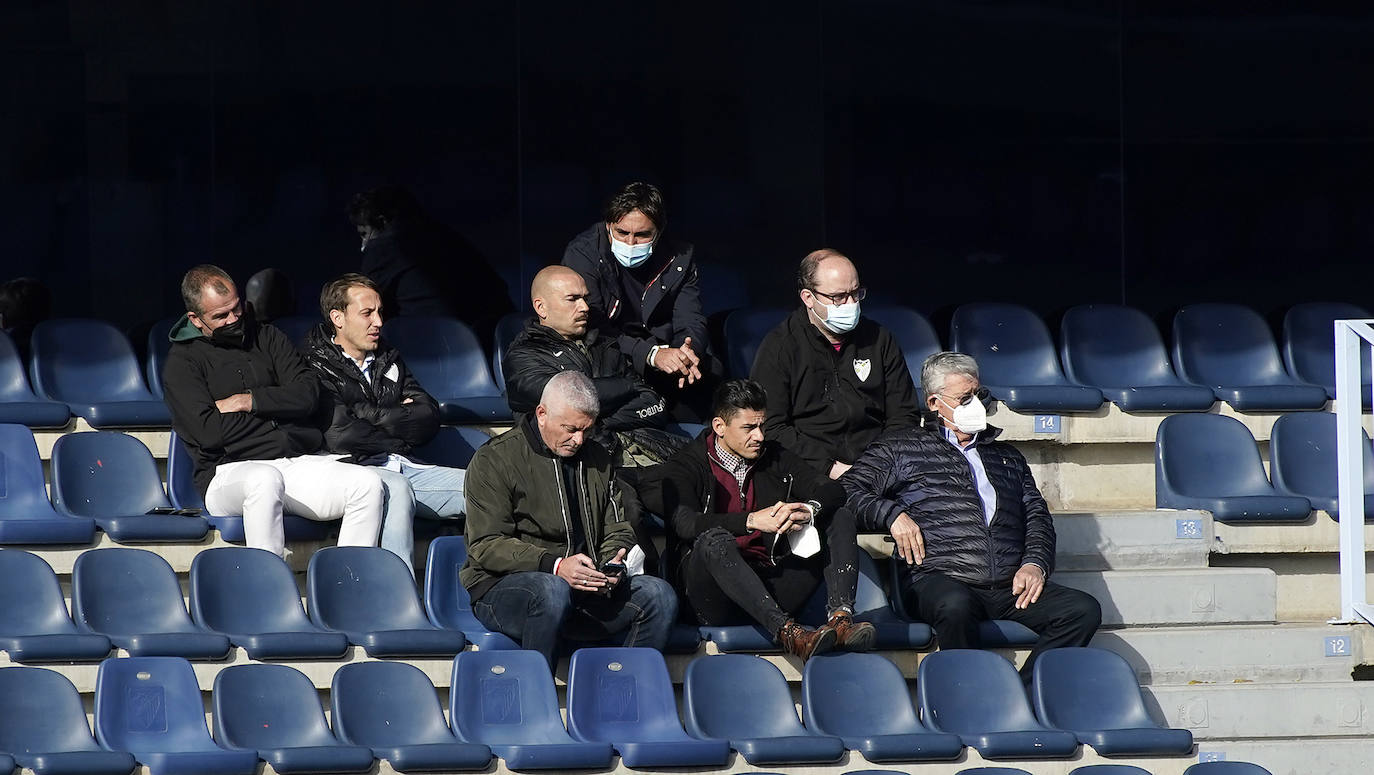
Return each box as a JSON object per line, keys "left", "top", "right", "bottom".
{"left": 599, "top": 560, "right": 626, "bottom": 579}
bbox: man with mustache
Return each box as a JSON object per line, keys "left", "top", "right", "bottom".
{"left": 304, "top": 273, "right": 467, "bottom": 576}
{"left": 658, "top": 378, "right": 875, "bottom": 661}
{"left": 162, "top": 265, "right": 384, "bottom": 557}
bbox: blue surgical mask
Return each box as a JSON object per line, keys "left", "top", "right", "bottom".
{"left": 819, "top": 300, "right": 861, "bottom": 334}
{"left": 609, "top": 235, "right": 654, "bottom": 268}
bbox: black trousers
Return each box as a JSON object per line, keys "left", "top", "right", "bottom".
{"left": 902, "top": 572, "right": 1102, "bottom": 679}
{"left": 679, "top": 506, "right": 862, "bottom": 634}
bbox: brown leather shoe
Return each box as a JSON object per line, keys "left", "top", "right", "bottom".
{"left": 777, "top": 619, "right": 837, "bottom": 661}
{"left": 828, "top": 612, "right": 877, "bottom": 652}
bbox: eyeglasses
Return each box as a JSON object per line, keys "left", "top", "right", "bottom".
{"left": 938, "top": 387, "right": 990, "bottom": 407}
{"left": 808, "top": 287, "right": 867, "bottom": 305}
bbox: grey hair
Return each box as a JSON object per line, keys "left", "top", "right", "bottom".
{"left": 540, "top": 370, "right": 600, "bottom": 418}
{"left": 920, "top": 351, "right": 980, "bottom": 400}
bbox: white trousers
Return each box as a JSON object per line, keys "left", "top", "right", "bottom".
{"left": 204, "top": 455, "right": 384, "bottom": 557}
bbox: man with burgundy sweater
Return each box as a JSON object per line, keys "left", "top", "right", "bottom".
{"left": 658, "top": 378, "right": 875, "bottom": 661}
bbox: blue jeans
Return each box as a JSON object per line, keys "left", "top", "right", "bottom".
{"left": 375, "top": 463, "right": 467, "bottom": 576}
{"left": 472, "top": 571, "right": 678, "bottom": 669}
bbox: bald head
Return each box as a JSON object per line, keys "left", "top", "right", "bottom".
{"left": 531, "top": 265, "right": 590, "bottom": 338}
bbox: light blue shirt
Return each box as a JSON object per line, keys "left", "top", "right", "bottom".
{"left": 942, "top": 426, "right": 997, "bottom": 526}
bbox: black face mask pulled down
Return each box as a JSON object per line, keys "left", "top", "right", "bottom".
{"left": 209, "top": 306, "right": 253, "bottom": 348}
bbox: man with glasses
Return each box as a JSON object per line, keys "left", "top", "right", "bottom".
{"left": 751, "top": 249, "right": 921, "bottom": 479}
{"left": 841, "top": 352, "right": 1101, "bottom": 681}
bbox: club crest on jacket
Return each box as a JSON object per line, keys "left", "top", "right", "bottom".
{"left": 853, "top": 358, "right": 871, "bottom": 381}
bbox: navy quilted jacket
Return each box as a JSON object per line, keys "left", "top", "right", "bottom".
{"left": 840, "top": 421, "right": 1056, "bottom": 587}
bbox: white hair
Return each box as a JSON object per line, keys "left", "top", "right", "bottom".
{"left": 540, "top": 370, "right": 599, "bottom": 418}
{"left": 920, "top": 351, "right": 980, "bottom": 399}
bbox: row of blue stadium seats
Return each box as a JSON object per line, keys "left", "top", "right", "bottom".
{"left": 0, "top": 645, "right": 1194, "bottom": 775}
{"left": 1156, "top": 411, "right": 1374, "bottom": 523}
{"left": 2, "top": 300, "right": 1368, "bottom": 430}
{"left": 0, "top": 539, "right": 1033, "bottom": 664}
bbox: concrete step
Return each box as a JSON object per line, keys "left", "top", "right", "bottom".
{"left": 1212, "top": 512, "right": 1374, "bottom": 554}
{"left": 1090, "top": 622, "right": 1370, "bottom": 686}
{"left": 20, "top": 534, "right": 331, "bottom": 575}
{"left": 1211, "top": 552, "right": 1374, "bottom": 623}
{"left": 1196, "top": 737, "right": 1374, "bottom": 775}
{"left": 1056, "top": 567, "right": 1277, "bottom": 626}
{"left": 1146, "top": 680, "right": 1374, "bottom": 740}
{"left": 1055, "top": 510, "right": 1212, "bottom": 571}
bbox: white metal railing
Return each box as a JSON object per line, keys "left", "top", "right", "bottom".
{"left": 1334, "top": 319, "right": 1374, "bottom": 625}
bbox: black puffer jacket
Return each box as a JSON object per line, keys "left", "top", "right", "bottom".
{"left": 502, "top": 318, "right": 666, "bottom": 452}
{"left": 563, "top": 222, "right": 709, "bottom": 375}
{"left": 840, "top": 421, "right": 1056, "bottom": 587}
{"left": 303, "top": 323, "right": 440, "bottom": 463}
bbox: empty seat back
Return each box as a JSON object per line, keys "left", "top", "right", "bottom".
{"left": 330, "top": 661, "right": 459, "bottom": 746}
{"left": 492, "top": 312, "right": 527, "bottom": 390}
{"left": 423, "top": 536, "right": 519, "bottom": 649}
{"left": 382, "top": 316, "right": 500, "bottom": 397}
{"left": 411, "top": 426, "right": 490, "bottom": 469}
{"left": 1061, "top": 304, "right": 1185, "bottom": 387}
{"left": 212, "top": 663, "right": 344, "bottom": 749}
{"left": 0, "top": 550, "right": 92, "bottom": 639}
{"left": 144, "top": 316, "right": 179, "bottom": 399}
{"left": 950, "top": 302, "right": 1070, "bottom": 386}
{"left": 565, "top": 647, "right": 697, "bottom": 744}
{"left": 190, "top": 547, "right": 318, "bottom": 635}
{"left": 50, "top": 431, "right": 170, "bottom": 517}
{"left": 681, "top": 654, "right": 809, "bottom": 740}
{"left": 29, "top": 319, "right": 154, "bottom": 403}
{"left": 802, "top": 652, "right": 924, "bottom": 737}
{"left": 916, "top": 649, "right": 1046, "bottom": 735}
{"left": 1182, "top": 763, "right": 1274, "bottom": 775}
{"left": 72, "top": 548, "right": 199, "bottom": 637}
{"left": 0, "top": 667, "right": 135, "bottom": 769}
{"left": 1156, "top": 413, "right": 1278, "bottom": 498}
{"left": 0, "top": 332, "right": 69, "bottom": 427}
{"left": 307, "top": 546, "right": 431, "bottom": 634}
{"left": 724, "top": 307, "right": 787, "bottom": 378}
{"left": 268, "top": 316, "right": 319, "bottom": 351}
{"left": 863, "top": 305, "right": 942, "bottom": 388}
{"left": 1282, "top": 301, "right": 1374, "bottom": 396}
{"left": 1172, "top": 303, "right": 1302, "bottom": 387}
{"left": 450, "top": 649, "right": 578, "bottom": 745}
{"left": 1269, "top": 411, "right": 1374, "bottom": 514}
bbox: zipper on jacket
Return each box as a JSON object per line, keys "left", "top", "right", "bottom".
{"left": 577, "top": 460, "right": 600, "bottom": 565}
{"left": 947, "top": 441, "right": 1000, "bottom": 586}
{"left": 551, "top": 459, "right": 574, "bottom": 559}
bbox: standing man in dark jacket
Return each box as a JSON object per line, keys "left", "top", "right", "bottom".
{"left": 563, "top": 181, "right": 720, "bottom": 417}
{"left": 304, "top": 273, "right": 467, "bottom": 576}
{"left": 162, "top": 264, "right": 384, "bottom": 557}
{"left": 752, "top": 249, "right": 922, "bottom": 478}
{"left": 660, "top": 379, "right": 876, "bottom": 661}
{"left": 841, "top": 351, "right": 1101, "bottom": 679}
{"left": 460, "top": 371, "right": 678, "bottom": 669}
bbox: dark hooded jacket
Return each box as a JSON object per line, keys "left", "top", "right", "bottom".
{"left": 502, "top": 318, "right": 666, "bottom": 455}
{"left": 302, "top": 322, "right": 440, "bottom": 463}
{"left": 563, "top": 222, "right": 710, "bottom": 375}
{"left": 751, "top": 306, "right": 921, "bottom": 473}
{"left": 840, "top": 419, "right": 1056, "bottom": 588}
{"left": 161, "top": 311, "right": 322, "bottom": 497}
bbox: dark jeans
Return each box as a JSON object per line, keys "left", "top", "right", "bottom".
{"left": 902, "top": 573, "right": 1102, "bottom": 679}
{"left": 472, "top": 571, "right": 678, "bottom": 670}
{"left": 680, "top": 505, "right": 862, "bottom": 634}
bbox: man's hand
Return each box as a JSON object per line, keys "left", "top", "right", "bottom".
{"left": 555, "top": 553, "right": 609, "bottom": 593}
{"left": 890, "top": 512, "right": 925, "bottom": 565}
{"left": 829, "top": 461, "right": 852, "bottom": 479}
{"left": 1011, "top": 563, "right": 1045, "bottom": 609}
{"left": 652, "top": 337, "right": 703, "bottom": 387}
{"left": 215, "top": 393, "right": 252, "bottom": 414}
{"left": 602, "top": 548, "right": 628, "bottom": 590}
{"left": 746, "top": 501, "right": 811, "bottom": 534}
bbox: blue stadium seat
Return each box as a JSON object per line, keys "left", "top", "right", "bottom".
{"left": 704, "top": 551, "right": 933, "bottom": 652}
{"left": 382, "top": 316, "right": 511, "bottom": 422}
{"left": 422, "top": 536, "right": 520, "bottom": 650}
{"left": 682, "top": 654, "right": 845, "bottom": 766}
{"left": 330, "top": 661, "right": 492, "bottom": 772}
{"left": 1031, "top": 647, "right": 1194, "bottom": 756}
{"left": 565, "top": 647, "right": 730, "bottom": 768}
{"left": 144, "top": 316, "right": 179, "bottom": 399}
{"left": 72, "top": 548, "right": 232, "bottom": 659}
{"left": 94, "top": 657, "right": 260, "bottom": 775}
{"left": 0, "top": 667, "right": 136, "bottom": 775}
{"left": 0, "top": 550, "right": 112, "bottom": 662}
{"left": 863, "top": 305, "right": 943, "bottom": 394}
{"left": 189, "top": 547, "right": 349, "bottom": 660}
{"left": 801, "top": 652, "right": 964, "bottom": 762}
{"left": 0, "top": 424, "right": 97, "bottom": 543}
{"left": 1068, "top": 767, "right": 1155, "bottom": 775}
{"left": 916, "top": 649, "right": 1079, "bottom": 759}
{"left": 1156, "top": 413, "right": 1312, "bottom": 523}
{"left": 1282, "top": 302, "right": 1374, "bottom": 399}
{"left": 950, "top": 303, "right": 1104, "bottom": 412}
{"left": 410, "top": 426, "right": 491, "bottom": 469}
{"left": 307, "top": 546, "right": 468, "bottom": 657}
{"left": 166, "top": 432, "right": 329, "bottom": 542}
{"left": 1269, "top": 411, "right": 1374, "bottom": 519}
{"left": 1171, "top": 303, "right": 1329, "bottom": 411}
{"left": 451, "top": 649, "right": 616, "bottom": 770}
{"left": 491, "top": 311, "right": 527, "bottom": 391}
{"left": 28, "top": 319, "right": 171, "bottom": 427}
{"left": 269, "top": 316, "right": 319, "bottom": 351}
{"left": 51, "top": 432, "right": 209, "bottom": 542}
{"left": 1059, "top": 304, "right": 1216, "bottom": 412}
{"left": 724, "top": 307, "right": 787, "bottom": 379}
{"left": 954, "top": 769, "right": 1034, "bottom": 775}
{"left": 1183, "top": 763, "right": 1273, "bottom": 775}
{"left": 211, "top": 664, "right": 375, "bottom": 774}
{"left": 886, "top": 554, "right": 1038, "bottom": 647}
{"left": 0, "top": 331, "right": 69, "bottom": 427}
